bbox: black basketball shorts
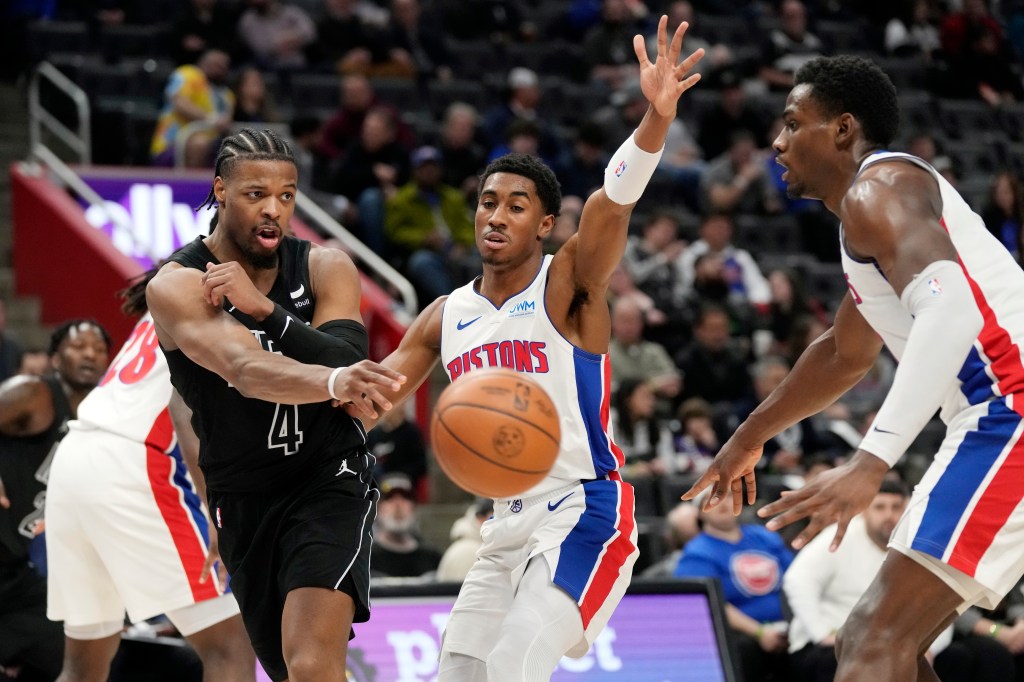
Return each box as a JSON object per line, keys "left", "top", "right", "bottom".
{"left": 208, "top": 449, "right": 377, "bottom": 682}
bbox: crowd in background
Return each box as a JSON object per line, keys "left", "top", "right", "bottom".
{"left": 5, "top": 0, "right": 1024, "bottom": 679}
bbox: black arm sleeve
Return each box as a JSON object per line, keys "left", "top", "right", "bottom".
{"left": 261, "top": 304, "right": 369, "bottom": 367}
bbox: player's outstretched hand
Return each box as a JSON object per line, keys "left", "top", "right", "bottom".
{"left": 757, "top": 450, "right": 890, "bottom": 550}
{"left": 331, "top": 360, "right": 406, "bottom": 419}
{"left": 681, "top": 436, "right": 761, "bottom": 514}
{"left": 634, "top": 15, "right": 704, "bottom": 118}
{"left": 202, "top": 261, "right": 273, "bottom": 317}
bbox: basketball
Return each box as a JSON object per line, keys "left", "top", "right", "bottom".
{"left": 431, "top": 368, "right": 560, "bottom": 498}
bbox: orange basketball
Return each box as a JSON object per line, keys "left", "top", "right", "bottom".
{"left": 431, "top": 368, "right": 560, "bottom": 498}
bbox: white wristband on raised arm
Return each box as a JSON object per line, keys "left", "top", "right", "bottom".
{"left": 327, "top": 366, "right": 345, "bottom": 402}
{"left": 603, "top": 132, "right": 664, "bottom": 205}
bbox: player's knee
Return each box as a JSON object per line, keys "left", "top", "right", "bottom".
{"left": 284, "top": 646, "right": 345, "bottom": 682}
{"left": 486, "top": 631, "right": 564, "bottom": 682}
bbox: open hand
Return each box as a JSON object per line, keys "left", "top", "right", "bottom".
{"left": 199, "top": 526, "right": 229, "bottom": 592}
{"left": 758, "top": 450, "right": 889, "bottom": 550}
{"left": 681, "top": 436, "right": 762, "bottom": 514}
{"left": 633, "top": 15, "right": 705, "bottom": 118}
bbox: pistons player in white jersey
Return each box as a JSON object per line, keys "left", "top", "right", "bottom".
{"left": 685, "top": 55, "right": 1024, "bottom": 682}
{"left": 45, "top": 267, "right": 254, "bottom": 682}
{"left": 361, "top": 17, "right": 704, "bottom": 682}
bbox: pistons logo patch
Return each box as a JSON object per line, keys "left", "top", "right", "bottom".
{"left": 730, "top": 551, "right": 780, "bottom": 597}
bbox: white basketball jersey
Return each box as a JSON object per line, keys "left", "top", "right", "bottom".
{"left": 72, "top": 313, "right": 175, "bottom": 451}
{"left": 841, "top": 151, "right": 1024, "bottom": 418}
{"left": 440, "top": 256, "right": 623, "bottom": 497}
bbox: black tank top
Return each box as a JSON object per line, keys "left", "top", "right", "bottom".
{"left": 0, "top": 375, "right": 72, "bottom": 565}
{"left": 163, "top": 236, "right": 367, "bottom": 493}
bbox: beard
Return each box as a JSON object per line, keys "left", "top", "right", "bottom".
{"left": 233, "top": 232, "right": 279, "bottom": 270}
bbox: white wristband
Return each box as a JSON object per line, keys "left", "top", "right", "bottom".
{"left": 603, "top": 132, "right": 664, "bottom": 205}
{"left": 327, "top": 366, "right": 345, "bottom": 401}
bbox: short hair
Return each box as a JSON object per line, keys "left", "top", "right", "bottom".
{"left": 479, "top": 153, "right": 562, "bottom": 217}
{"left": 794, "top": 55, "right": 900, "bottom": 149}
{"left": 878, "top": 479, "right": 909, "bottom": 497}
{"left": 49, "top": 319, "right": 112, "bottom": 355}
{"left": 198, "top": 128, "right": 296, "bottom": 212}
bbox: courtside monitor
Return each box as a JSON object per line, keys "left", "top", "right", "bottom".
{"left": 343, "top": 577, "right": 736, "bottom": 681}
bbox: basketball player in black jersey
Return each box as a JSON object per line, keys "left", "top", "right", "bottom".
{"left": 147, "top": 128, "right": 406, "bottom": 682}
{"left": 0, "top": 320, "right": 110, "bottom": 682}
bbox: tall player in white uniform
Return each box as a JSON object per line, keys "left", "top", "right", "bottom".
{"left": 45, "top": 267, "right": 255, "bottom": 681}
{"left": 684, "top": 55, "right": 1024, "bottom": 681}
{"left": 358, "top": 17, "right": 703, "bottom": 681}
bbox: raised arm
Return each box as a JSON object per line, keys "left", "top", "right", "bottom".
{"left": 569, "top": 18, "right": 702, "bottom": 288}
{"left": 148, "top": 264, "right": 403, "bottom": 417}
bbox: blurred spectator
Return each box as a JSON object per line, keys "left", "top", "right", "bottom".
{"left": 366, "top": 406, "right": 428, "bottom": 494}
{"left": 727, "top": 356, "right": 834, "bottom": 474}
{"left": 150, "top": 49, "right": 234, "bottom": 167}
{"left": 759, "top": 0, "right": 824, "bottom": 92}
{"left": 371, "top": 473, "right": 441, "bottom": 578}
{"left": 702, "top": 131, "right": 782, "bottom": 215}
{"left": 438, "top": 103, "right": 487, "bottom": 201}
{"left": 783, "top": 481, "right": 909, "bottom": 682}
{"left": 905, "top": 130, "right": 943, "bottom": 165}
{"left": 333, "top": 107, "right": 411, "bottom": 251}
{"left": 290, "top": 115, "right": 331, "bottom": 196}
{"left": 384, "top": 145, "right": 478, "bottom": 301}
{"left": 675, "top": 488, "right": 793, "bottom": 682}
{"left": 545, "top": 195, "right": 584, "bottom": 255}
{"left": 608, "top": 297, "right": 683, "bottom": 411}
{"left": 611, "top": 378, "right": 676, "bottom": 487}
{"left": 237, "top": 0, "right": 316, "bottom": 70}
{"left": 760, "top": 267, "right": 828, "bottom": 357}
{"left": 982, "top": 171, "right": 1024, "bottom": 263}
{"left": 646, "top": 1, "right": 734, "bottom": 83}
{"left": 680, "top": 212, "right": 772, "bottom": 307}
{"left": 481, "top": 68, "right": 568, "bottom": 168}
{"left": 380, "top": 0, "right": 453, "bottom": 82}
{"left": 318, "top": 74, "right": 417, "bottom": 162}
{"left": 885, "top": 0, "right": 941, "bottom": 59}
{"left": 582, "top": 0, "right": 648, "bottom": 90}
{"left": 953, "top": 576, "right": 1024, "bottom": 681}
{"left": 641, "top": 501, "right": 700, "bottom": 577}
{"left": 621, "top": 211, "right": 692, "bottom": 347}
{"left": 232, "top": 66, "right": 279, "bottom": 124}
{"left": 312, "top": 0, "right": 382, "bottom": 74}
{"left": 672, "top": 397, "right": 720, "bottom": 475}
{"left": 171, "top": 0, "right": 241, "bottom": 66}
{"left": 697, "top": 70, "right": 770, "bottom": 161}
{"left": 0, "top": 320, "right": 111, "bottom": 682}
{"left": 17, "top": 350, "right": 48, "bottom": 378}
{"left": 0, "top": 300, "right": 24, "bottom": 383}
{"left": 487, "top": 118, "right": 547, "bottom": 164}
{"left": 556, "top": 122, "right": 608, "bottom": 199}
{"left": 441, "top": 0, "right": 535, "bottom": 43}
{"left": 436, "top": 498, "right": 493, "bottom": 583}
{"left": 940, "top": 0, "right": 1024, "bottom": 105}
{"left": 674, "top": 304, "right": 753, "bottom": 407}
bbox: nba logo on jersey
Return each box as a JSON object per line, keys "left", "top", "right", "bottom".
{"left": 615, "top": 160, "right": 627, "bottom": 177}
{"left": 509, "top": 499, "right": 523, "bottom": 513}
{"left": 215, "top": 507, "right": 222, "bottom": 529}
{"left": 928, "top": 278, "right": 943, "bottom": 296}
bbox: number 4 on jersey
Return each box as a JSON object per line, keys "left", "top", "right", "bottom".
{"left": 268, "top": 403, "right": 304, "bottom": 456}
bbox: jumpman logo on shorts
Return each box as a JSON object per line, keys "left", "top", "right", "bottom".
{"left": 336, "top": 459, "right": 355, "bottom": 477}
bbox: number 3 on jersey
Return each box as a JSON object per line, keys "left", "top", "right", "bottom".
{"left": 268, "top": 403, "right": 304, "bottom": 456}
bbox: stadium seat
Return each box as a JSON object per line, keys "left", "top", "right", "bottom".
{"left": 446, "top": 39, "right": 499, "bottom": 80}
{"left": 427, "top": 79, "right": 494, "bottom": 118}
{"left": 944, "top": 140, "right": 1003, "bottom": 179}
{"left": 97, "top": 23, "right": 171, "bottom": 61}
{"left": 28, "top": 21, "right": 91, "bottom": 64}
{"left": 936, "top": 99, "right": 1001, "bottom": 141}
{"left": 733, "top": 214, "right": 802, "bottom": 257}
{"left": 286, "top": 73, "right": 341, "bottom": 110}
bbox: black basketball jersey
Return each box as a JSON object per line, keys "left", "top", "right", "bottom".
{"left": 0, "top": 375, "right": 72, "bottom": 565}
{"left": 163, "top": 236, "right": 367, "bottom": 493}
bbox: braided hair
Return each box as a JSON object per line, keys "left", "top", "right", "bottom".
{"left": 198, "top": 128, "right": 296, "bottom": 223}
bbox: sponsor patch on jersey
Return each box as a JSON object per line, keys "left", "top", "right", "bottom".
{"left": 508, "top": 299, "right": 536, "bottom": 319}
{"left": 730, "top": 551, "right": 780, "bottom": 597}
